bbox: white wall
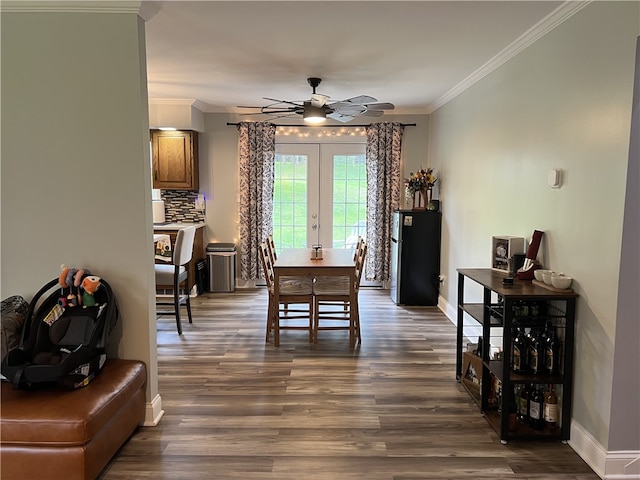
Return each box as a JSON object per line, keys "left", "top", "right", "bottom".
{"left": 197, "top": 113, "right": 429, "bottom": 282}
{"left": 428, "top": 0, "right": 638, "bottom": 456}
{"left": 1, "top": 10, "right": 160, "bottom": 415}
{"left": 609, "top": 36, "right": 640, "bottom": 454}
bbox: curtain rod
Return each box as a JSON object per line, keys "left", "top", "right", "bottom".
{"left": 226, "top": 122, "right": 416, "bottom": 127}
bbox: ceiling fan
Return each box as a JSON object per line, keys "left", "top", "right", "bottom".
{"left": 238, "top": 78, "right": 394, "bottom": 124}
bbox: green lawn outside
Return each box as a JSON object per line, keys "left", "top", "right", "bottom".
{"left": 273, "top": 155, "right": 366, "bottom": 249}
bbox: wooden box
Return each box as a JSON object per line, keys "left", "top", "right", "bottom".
{"left": 491, "top": 236, "right": 525, "bottom": 272}
{"left": 462, "top": 351, "right": 483, "bottom": 396}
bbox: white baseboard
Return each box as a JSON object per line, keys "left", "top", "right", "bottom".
{"left": 439, "top": 296, "right": 640, "bottom": 480}
{"left": 438, "top": 295, "right": 456, "bottom": 324}
{"left": 143, "top": 394, "right": 165, "bottom": 426}
{"left": 570, "top": 421, "right": 640, "bottom": 479}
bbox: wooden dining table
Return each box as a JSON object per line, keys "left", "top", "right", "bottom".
{"left": 273, "top": 248, "right": 357, "bottom": 346}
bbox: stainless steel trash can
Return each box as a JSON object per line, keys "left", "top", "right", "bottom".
{"left": 207, "top": 243, "right": 236, "bottom": 292}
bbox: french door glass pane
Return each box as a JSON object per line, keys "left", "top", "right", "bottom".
{"left": 331, "top": 153, "right": 367, "bottom": 249}
{"left": 273, "top": 154, "right": 308, "bottom": 249}
{"left": 274, "top": 144, "right": 366, "bottom": 250}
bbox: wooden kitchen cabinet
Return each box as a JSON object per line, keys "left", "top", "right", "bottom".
{"left": 151, "top": 130, "right": 199, "bottom": 190}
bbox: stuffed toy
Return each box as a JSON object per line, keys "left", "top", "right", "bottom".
{"left": 81, "top": 276, "right": 101, "bottom": 307}
{"left": 59, "top": 265, "right": 78, "bottom": 307}
{"left": 73, "top": 269, "right": 91, "bottom": 288}
{"left": 59, "top": 265, "right": 75, "bottom": 289}
{"left": 73, "top": 269, "right": 91, "bottom": 306}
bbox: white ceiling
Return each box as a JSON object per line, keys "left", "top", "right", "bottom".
{"left": 142, "top": 1, "right": 569, "bottom": 117}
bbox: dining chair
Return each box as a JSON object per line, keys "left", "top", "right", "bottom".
{"left": 266, "top": 235, "right": 278, "bottom": 264}
{"left": 265, "top": 235, "right": 314, "bottom": 314}
{"left": 258, "top": 242, "right": 314, "bottom": 347}
{"left": 313, "top": 236, "right": 364, "bottom": 313}
{"left": 313, "top": 240, "right": 367, "bottom": 346}
{"left": 155, "top": 226, "right": 196, "bottom": 335}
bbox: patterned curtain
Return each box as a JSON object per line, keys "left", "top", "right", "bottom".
{"left": 365, "top": 122, "right": 404, "bottom": 281}
{"left": 237, "top": 122, "right": 276, "bottom": 280}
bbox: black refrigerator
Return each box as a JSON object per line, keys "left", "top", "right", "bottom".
{"left": 390, "top": 210, "right": 442, "bottom": 305}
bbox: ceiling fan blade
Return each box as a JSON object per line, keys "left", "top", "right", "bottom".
{"left": 263, "top": 97, "right": 302, "bottom": 107}
{"left": 261, "top": 108, "right": 299, "bottom": 114}
{"left": 361, "top": 109, "right": 384, "bottom": 117}
{"left": 363, "top": 102, "right": 394, "bottom": 110}
{"left": 266, "top": 112, "right": 299, "bottom": 120}
{"left": 331, "top": 102, "right": 367, "bottom": 116}
{"left": 310, "top": 93, "right": 330, "bottom": 107}
{"left": 340, "top": 95, "right": 377, "bottom": 105}
{"left": 327, "top": 112, "right": 355, "bottom": 123}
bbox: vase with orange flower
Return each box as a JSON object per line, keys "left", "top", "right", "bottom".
{"left": 404, "top": 168, "right": 438, "bottom": 211}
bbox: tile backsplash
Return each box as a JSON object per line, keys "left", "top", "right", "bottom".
{"left": 161, "top": 190, "right": 205, "bottom": 223}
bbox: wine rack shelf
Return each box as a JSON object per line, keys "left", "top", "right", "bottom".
{"left": 456, "top": 268, "right": 577, "bottom": 444}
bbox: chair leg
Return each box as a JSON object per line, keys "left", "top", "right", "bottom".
{"left": 266, "top": 296, "right": 274, "bottom": 342}
{"left": 185, "top": 272, "right": 193, "bottom": 324}
{"left": 308, "top": 299, "right": 314, "bottom": 343}
{"left": 313, "top": 297, "right": 320, "bottom": 344}
{"left": 274, "top": 309, "right": 280, "bottom": 347}
{"left": 173, "top": 274, "right": 183, "bottom": 335}
{"left": 353, "top": 299, "right": 361, "bottom": 345}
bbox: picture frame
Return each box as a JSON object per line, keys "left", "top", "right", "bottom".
{"left": 491, "top": 236, "right": 525, "bottom": 272}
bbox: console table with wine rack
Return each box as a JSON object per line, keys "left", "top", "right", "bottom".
{"left": 456, "top": 268, "right": 578, "bottom": 444}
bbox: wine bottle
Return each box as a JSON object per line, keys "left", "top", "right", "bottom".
{"left": 540, "top": 321, "right": 548, "bottom": 345}
{"left": 529, "top": 385, "right": 544, "bottom": 430}
{"left": 509, "top": 387, "right": 518, "bottom": 431}
{"left": 528, "top": 327, "right": 541, "bottom": 375}
{"left": 544, "top": 325, "right": 560, "bottom": 375}
{"left": 544, "top": 384, "right": 558, "bottom": 428}
{"left": 512, "top": 327, "right": 527, "bottom": 374}
{"left": 519, "top": 383, "right": 531, "bottom": 424}
{"left": 514, "top": 384, "right": 527, "bottom": 424}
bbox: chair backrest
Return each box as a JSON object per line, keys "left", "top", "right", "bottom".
{"left": 258, "top": 243, "right": 274, "bottom": 289}
{"left": 353, "top": 236, "right": 364, "bottom": 261}
{"left": 173, "top": 226, "right": 197, "bottom": 266}
{"left": 266, "top": 235, "right": 277, "bottom": 263}
{"left": 354, "top": 241, "right": 367, "bottom": 287}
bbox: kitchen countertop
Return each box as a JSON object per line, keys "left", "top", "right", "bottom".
{"left": 153, "top": 222, "right": 205, "bottom": 231}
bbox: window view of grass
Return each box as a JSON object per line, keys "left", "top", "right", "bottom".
{"left": 273, "top": 153, "right": 367, "bottom": 249}
{"left": 273, "top": 155, "right": 308, "bottom": 248}
{"left": 332, "top": 155, "right": 367, "bottom": 248}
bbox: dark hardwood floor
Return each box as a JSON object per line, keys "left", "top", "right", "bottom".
{"left": 101, "top": 288, "right": 598, "bottom": 479}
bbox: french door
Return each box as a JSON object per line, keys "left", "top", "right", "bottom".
{"left": 273, "top": 143, "right": 367, "bottom": 250}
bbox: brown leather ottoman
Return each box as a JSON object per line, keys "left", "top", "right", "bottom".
{"left": 1, "top": 358, "right": 146, "bottom": 480}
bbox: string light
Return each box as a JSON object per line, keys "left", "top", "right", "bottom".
{"left": 275, "top": 126, "right": 366, "bottom": 138}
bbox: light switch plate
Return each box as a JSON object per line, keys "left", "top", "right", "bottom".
{"left": 548, "top": 169, "right": 562, "bottom": 188}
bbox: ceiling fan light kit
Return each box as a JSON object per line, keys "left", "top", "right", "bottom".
{"left": 303, "top": 102, "right": 326, "bottom": 124}
{"left": 238, "top": 77, "right": 394, "bottom": 124}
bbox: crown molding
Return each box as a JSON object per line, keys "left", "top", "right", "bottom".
{"left": 0, "top": 1, "right": 142, "bottom": 14}
{"left": 427, "top": 0, "right": 592, "bottom": 114}
{"left": 148, "top": 98, "right": 208, "bottom": 113}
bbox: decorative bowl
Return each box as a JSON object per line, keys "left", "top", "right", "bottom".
{"left": 539, "top": 270, "right": 554, "bottom": 285}
{"left": 551, "top": 274, "right": 573, "bottom": 289}
{"left": 533, "top": 269, "right": 546, "bottom": 282}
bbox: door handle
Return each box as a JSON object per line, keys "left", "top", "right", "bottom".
{"left": 312, "top": 224, "right": 318, "bottom": 230}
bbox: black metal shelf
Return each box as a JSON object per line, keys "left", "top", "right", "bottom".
{"left": 486, "top": 360, "right": 565, "bottom": 384}
{"left": 460, "top": 303, "right": 502, "bottom": 326}
{"left": 484, "top": 411, "right": 563, "bottom": 441}
{"left": 456, "top": 269, "right": 577, "bottom": 444}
